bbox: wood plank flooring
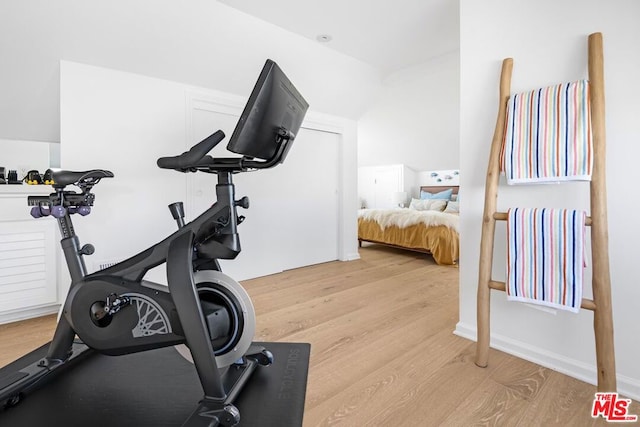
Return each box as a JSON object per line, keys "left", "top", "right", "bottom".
{"left": 1, "top": 245, "right": 638, "bottom": 426}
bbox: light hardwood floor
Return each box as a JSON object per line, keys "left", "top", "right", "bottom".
{"left": 1, "top": 246, "right": 638, "bottom": 426}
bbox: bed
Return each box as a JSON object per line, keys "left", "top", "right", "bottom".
{"left": 357, "top": 186, "right": 459, "bottom": 265}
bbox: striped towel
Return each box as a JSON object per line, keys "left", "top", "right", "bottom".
{"left": 500, "top": 80, "right": 593, "bottom": 184}
{"left": 506, "top": 208, "right": 586, "bottom": 313}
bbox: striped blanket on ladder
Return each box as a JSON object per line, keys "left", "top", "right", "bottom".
{"left": 500, "top": 80, "right": 593, "bottom": 184}
{"left": 506, "top": 207, "right": 587, "bottom": 313}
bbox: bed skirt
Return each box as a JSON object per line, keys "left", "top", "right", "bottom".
{"left": 358, "top": 218, "right": 459, "bottom": 265}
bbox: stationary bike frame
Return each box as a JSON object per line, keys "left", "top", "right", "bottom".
{"left": 49, "top": 170, "right": 243, "bottom": 398}
{"left": 2, "top": 129, "right": 293, "bottom": 426}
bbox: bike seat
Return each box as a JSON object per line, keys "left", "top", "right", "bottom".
{"left": 51, "top": 169, "right": 114, "bottom": 188}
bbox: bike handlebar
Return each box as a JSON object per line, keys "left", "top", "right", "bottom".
{"left": 157, "top": 130, "right": 225, "bottom": 170}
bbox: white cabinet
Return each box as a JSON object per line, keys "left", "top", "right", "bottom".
{"left": 358, "top": 164, "right": 416, "bottom": 209}
{"left": 0, "top": 186, "right": 60, "bottom": 324}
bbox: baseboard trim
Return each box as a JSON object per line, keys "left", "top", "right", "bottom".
{"left": 342, "top": 252, "right": 361, "bottom": 261}
{"left": 454, "top": 321, "right": 640, "bottom": 401}
{"left": 0, "top": 304, "right": 60, "bottom": 325}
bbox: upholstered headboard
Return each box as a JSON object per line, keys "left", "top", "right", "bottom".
{"left": 419, "top": 185, "right": 459, "bottom": 196}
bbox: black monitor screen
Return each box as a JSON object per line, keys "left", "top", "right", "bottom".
{"left": 227, "top": 59, "right": 309, "bottom": 161}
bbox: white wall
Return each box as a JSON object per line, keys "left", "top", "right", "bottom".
{"left": 417, "top": 169, "right": 460, "bottom": 187}
{"left": 59, "top": 62, "right": 189, "bottom": 289}
{"left": 358, "top": 164, "right": 416, "bottom": 208}
{"left": 0, "top": 139, "right": 53, "bottom": 178}
{"left": 458, "top": 0, "right": 640, "bottom": 399}
{"left": 0, "top": 0, "right": 381, "bottom": 142}
{"left": 60, "top": 62, "right": 359, "bottom": 290}
{"left": 357, "top": 51, "right": 460, "bottom": 172}
{"left": 60, "top": 62, "right": 358, "bottom": 290}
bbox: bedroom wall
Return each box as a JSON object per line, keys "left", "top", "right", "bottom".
{"left": 458, "top": 0, "right": 640, "bottom": 399}
{"left": 357, "top": 50, "right": 460, "bottom": 172}
{"left": 0, "top": 0, "right": 381, "bottom": 143}
{"left": 417, "top": 169, "right": 460, "bottom": 187}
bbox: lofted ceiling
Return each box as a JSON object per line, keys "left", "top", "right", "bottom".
{"left": 218, "top": 0, "right": 459, "bottom": 76}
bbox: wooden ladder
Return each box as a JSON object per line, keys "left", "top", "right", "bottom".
{"left": 474, "top": 32, "right": 616, "bottom": 392}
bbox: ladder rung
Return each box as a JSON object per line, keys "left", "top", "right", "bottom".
{"left": 493, "top": 212, "right": 592, "bottom": 226}
{"left": 488, "top": 280, "right": 596, "bottom": 311}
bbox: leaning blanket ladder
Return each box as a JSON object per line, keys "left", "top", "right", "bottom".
{"left": 475, "top": 32, "right": 616, "bottom": 392}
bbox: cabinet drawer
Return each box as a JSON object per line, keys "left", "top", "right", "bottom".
{"left": 0, "top": 221, "right": 57, "bottom": 313}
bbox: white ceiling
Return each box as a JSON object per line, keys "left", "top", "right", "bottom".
{"left": 218, "top": 0, "right": 459, "bottom": 75}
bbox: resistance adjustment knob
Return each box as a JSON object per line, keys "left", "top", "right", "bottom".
{"left": 234, "top": 197, "right": 249, "bottom": 209}
{"left": 79, "top": 244, "right": 95, "bottom": 256}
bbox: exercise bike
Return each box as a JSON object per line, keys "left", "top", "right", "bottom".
{"left": 0, "top": 59, "right": 309, "bottom": 427}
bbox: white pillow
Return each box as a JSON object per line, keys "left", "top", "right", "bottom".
{"left": 444, "top": 201, "right": 459, "bottom": 213}
{"left": 409, "top": 198, "right": 447, "bottom": 212}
